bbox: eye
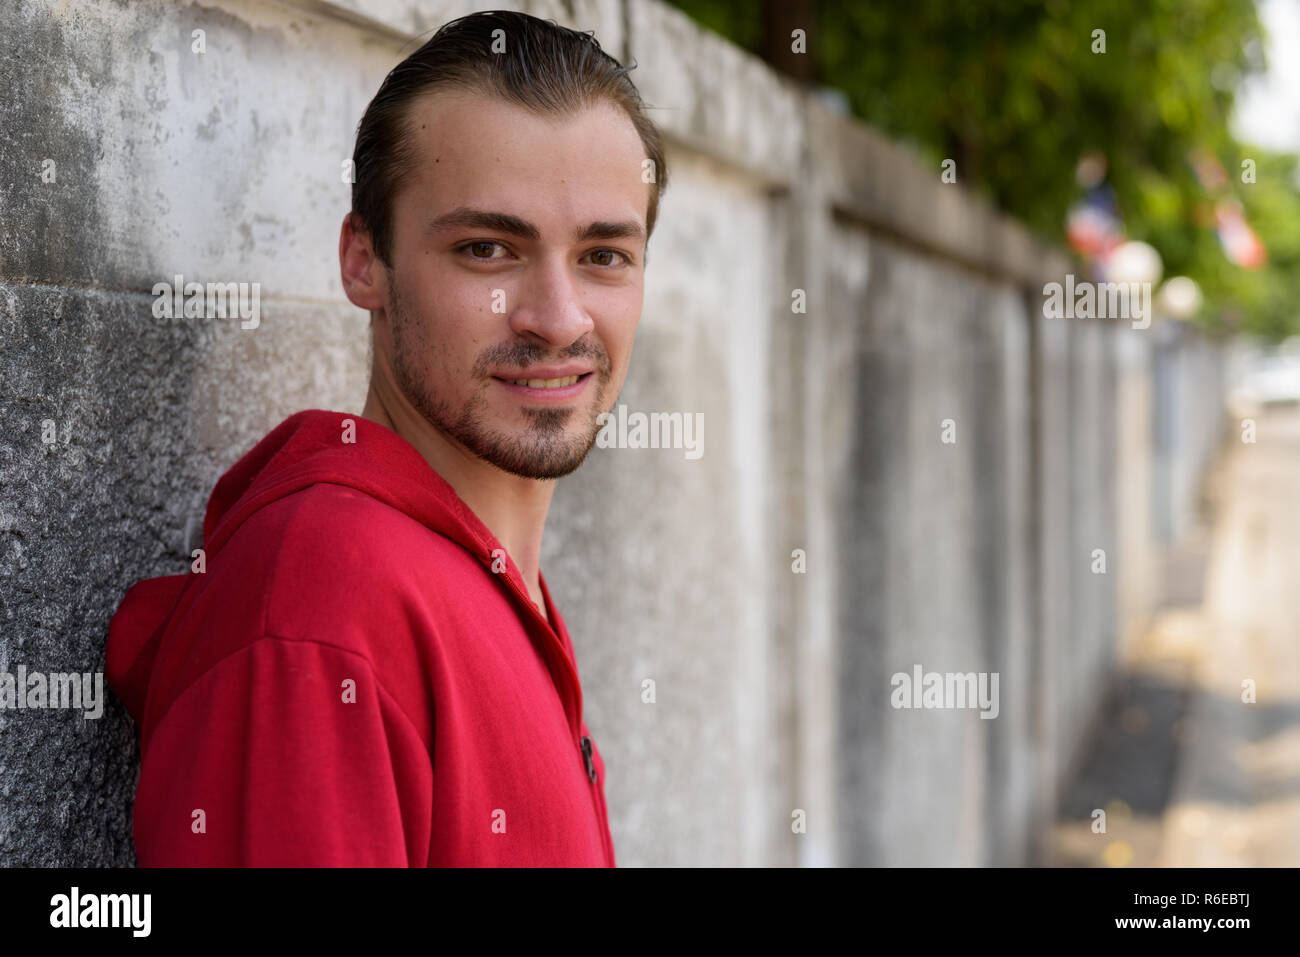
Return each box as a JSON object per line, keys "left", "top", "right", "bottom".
{"left": 584, "top": 248, "right": 632, "bottom": 268}
{"left": 459, "top": 241, "right": 510, "bottom": 260}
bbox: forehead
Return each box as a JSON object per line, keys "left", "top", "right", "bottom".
{"left": 398, "top": 89, "right": 650, "bottom": 232}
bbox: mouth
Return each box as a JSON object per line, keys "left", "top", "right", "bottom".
{"left": 491, "top": 371, "right": 594, "bottom": 402}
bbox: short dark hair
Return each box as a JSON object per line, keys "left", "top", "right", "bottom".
{"left": 350, "top": 9, "right": 669, "bottom": 267}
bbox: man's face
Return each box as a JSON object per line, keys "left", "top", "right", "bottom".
{"left": 378, "top": 90, "right": 650, "bottom": 480}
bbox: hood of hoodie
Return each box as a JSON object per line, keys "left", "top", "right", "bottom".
{"left": 106, "top": 409, "right": 557, "bottom": 725}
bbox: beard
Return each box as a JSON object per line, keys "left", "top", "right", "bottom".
{"left": 386, "top": 275, "right": 613, "bottom": 480}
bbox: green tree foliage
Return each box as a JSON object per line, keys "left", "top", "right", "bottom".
{"left": 668, "top": 0, "right": 1298, "bottom": 338}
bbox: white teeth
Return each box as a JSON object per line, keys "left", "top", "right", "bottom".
{"left": 508, "top": 375, "right": 580, "bottom": 388}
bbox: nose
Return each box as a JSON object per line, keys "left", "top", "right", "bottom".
{"left": 506, "top": 255, "right": 593, "bottom": 348}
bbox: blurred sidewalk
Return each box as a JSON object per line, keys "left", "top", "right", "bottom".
{"left": 1053, "top": 405, "right": 1300, "bottom": 866}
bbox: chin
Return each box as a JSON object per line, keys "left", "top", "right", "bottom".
{"left": 487, "top": 446, "right": 592, "bottom": 480}
{"left": 473, "top": 420, "right": 601, "bottom": 481}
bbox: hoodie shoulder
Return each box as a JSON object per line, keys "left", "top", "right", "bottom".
{"left": 106, "top": 410, "right": 510, "bottom": 731}
{"left": 227, "top": 480, "right": 487, "bottom": 650}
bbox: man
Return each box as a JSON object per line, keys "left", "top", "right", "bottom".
{"left": 106, "top": 10, "right": 668, "bottom": 867}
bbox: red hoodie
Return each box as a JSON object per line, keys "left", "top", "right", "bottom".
{"left": 106, "top": 409, "right": 615, "bottom": 867}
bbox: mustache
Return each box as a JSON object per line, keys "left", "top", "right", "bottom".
{"left": 472, "top": 339, "right": 612, "bottom": 378}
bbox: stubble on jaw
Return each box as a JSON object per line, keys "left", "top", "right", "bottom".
{"left": 385, "top": 270, "right": 614, "bottom": 480}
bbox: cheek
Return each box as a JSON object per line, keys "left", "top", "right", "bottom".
{"left": 591, "top": 285, "right": 643, "bottom": 353}
{"left": 407, "top": 270, "right": 500, "bottom": 364}
{"left": 419, "top": 262, "right": 497, "bottom": 322}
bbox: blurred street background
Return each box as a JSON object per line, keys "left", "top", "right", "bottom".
{"left": 1055, "top": 394, "right": 1300, "bottom": 867}
{"left": 665, "top": 0, "right": 1300, "bottom": 865}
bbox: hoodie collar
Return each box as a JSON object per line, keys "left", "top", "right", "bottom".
{"left": 202, "top": 409, "right": 493, "bottom": 562}
{"left": 108, "top": 409, "right": 584, "bottom": 735}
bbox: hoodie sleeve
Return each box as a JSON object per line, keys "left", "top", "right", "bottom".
{"left": 133, "top": 636, "right": 433, "bottom": 867}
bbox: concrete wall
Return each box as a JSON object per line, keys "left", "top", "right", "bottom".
{"left": 0, "top": 0, "right": 1231, "bottom": 865}
{"left": 1115, "top": 326, "right": 1157, "bottom": 660}
{"left": 1152, "top": 320, "right": 1234, "bottom": 547}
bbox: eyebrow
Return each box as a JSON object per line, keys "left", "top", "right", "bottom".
{"left": 427, "top": 206, "right": 644, "bottom": 244}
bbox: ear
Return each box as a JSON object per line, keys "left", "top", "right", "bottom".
{"left": 339, "top": 212, "right": 388, "bottom": 311}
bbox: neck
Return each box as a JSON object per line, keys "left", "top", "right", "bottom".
{"left": 360, "top": 375, "right": 555, "bottom": 618}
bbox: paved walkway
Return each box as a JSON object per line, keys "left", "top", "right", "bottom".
{"left": 1054, "top": 405, "right": 1300, "bottom": 866}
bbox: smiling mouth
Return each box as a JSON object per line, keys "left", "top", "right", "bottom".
{"left": 496, "top": 373, "right": 591, "bottom": 389}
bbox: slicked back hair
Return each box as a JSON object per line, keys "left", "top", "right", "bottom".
{"left": 350, "top": 9, "right": 669, "bottom": 268}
